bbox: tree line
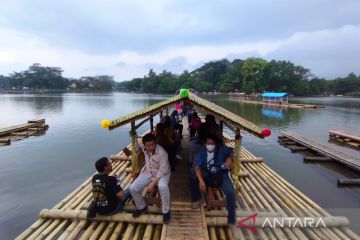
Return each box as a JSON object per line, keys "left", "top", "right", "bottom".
{"left": 1, "top": 60, "right": 360, "bottom": 96}
{"left": 0, "top": 63, "right": 115, "bottom": 91}
{"left": 118, "top": 58, "right": 360, "bottom": 96}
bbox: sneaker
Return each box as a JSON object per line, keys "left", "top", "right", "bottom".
{"left": 132, "top": 206, "right": 148, "bottom": 218}
{"left": 191, "top": 200, "right": 200, "bottom": 209}
{"left": 176, "top": 154, "right": 182, "bottom": 160}
{"left": 163, "top": 211, "right": 171, "bottom": 224}
{"left": 229, "top": 224, "right": 240, "bottom": 240}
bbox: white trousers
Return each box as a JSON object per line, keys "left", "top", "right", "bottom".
{"left": 129, "top": 173, "right": 171, "bottom": 213}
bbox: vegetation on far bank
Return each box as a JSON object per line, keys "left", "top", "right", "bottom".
{"left": 1, "top": 58, "right": 360, "bottom": 96}
{"left": 118, "top": 58, "right": 360, "bottom": 96}
{"left": 0, "top": 63, "right": 115, "bottom": 91}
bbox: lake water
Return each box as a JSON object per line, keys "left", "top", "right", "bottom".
{"left": 0, "top": 93, "right": 359, "bottom": 239}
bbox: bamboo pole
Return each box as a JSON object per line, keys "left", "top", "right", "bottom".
{"left": 258, "top": 165, "right": 351, "bottom": 240}
{"left": 44, "top": 220, "right": 68, "bottom": 240}
{"left": 35, "top": 219, "right": 61, "bottom": 240}
{"left": 122, "top": 223, "right": 135, "bottom": 240}
{"left": 109, "top": 222, "right": 124, "bottom": 240}
{"left": 57, "top": 221, "right": 78, "bottom": 240}
{"left": 250, "top": 163, "right": 345, "bottom": 239}
{"left": 150, "top": 116, "right": 154, "bottom": 133}
{"left": 99, "top": 222, "right": 116, "bottom": 240}
{"left": 39, "top": 209, "right": 163, "bottom": 224}
{"left": 132, "top": 224, "right": 144, "bottom": 240}
{"left": 89, "top": 222, "right": 106, "bottom": 240}
{"left": 143, "top": 224, "right": 154, "bottom": 240}
{"left": 209, "top": 227, "right": 217, "bottom": 240}
{"left": 66, "top": 220, "right": 87, "bottom": 240}
{"left": 205, "top": 210, "right": 280, "bottom": 218}
{"left": 206, "top": 216, "right": 349, "bottom": 227}
{"left": 242, "top": 164, "right": 308, "bottom": 239}
{"left": 130, "top": 121, "right": 138, "bottom": 174}
{"left": 79, "top": 222, "right": 98, "bottom": 240}
{"left": 152, "top": 225, "right": 162, "bottom": 240}
{"left": 160, "top": 223, "right": 167, "bottom": 240}
{"left": 26, "top": 220, "right": 52, "bottom": 240}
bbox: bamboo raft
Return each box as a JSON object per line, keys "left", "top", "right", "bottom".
{"left": 279, "top": 131, "right": 360, "bottom": 173}
{"left": 329, "top": 130, "right": 360, "bottom": 150}
{"left": 17, "top": 92, "right": 359, "bottom": 239}
{"left": 0, "top": 119, "right": 49, "bottom": 146}
{"left": 229, "top": 98, "right": 324, "bottom": 109}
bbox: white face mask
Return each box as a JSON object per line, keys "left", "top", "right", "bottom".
{"left": 206, "top": 144, "right": 216, "bottom": 152}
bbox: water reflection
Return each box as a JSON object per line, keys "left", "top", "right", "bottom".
{"left": 261, "top": 106, "right": 284, "bottom": 119}
{"left": 0, "top": 93, "right": 359, "bottom": 239}
{"left": 5, "top": 94, "right": 64, "bottom": 115}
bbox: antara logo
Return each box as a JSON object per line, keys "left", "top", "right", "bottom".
{"left": 238, "top": 214, "right": 327, "bottom": 233}
{"left": 237, "top": 213, "right": 258, "bottom": 233}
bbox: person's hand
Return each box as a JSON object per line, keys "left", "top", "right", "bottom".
{"left": 225, "top": 158, "right": 233, "bottom": 169}
{"left": 199, "top": 179, "right": 206, "bottom": 193}
{"left": 146, "top": 182, "right": 155, "bottom": 192}
{"left": 117, "top": 191, "right": 125, "bottom": 199}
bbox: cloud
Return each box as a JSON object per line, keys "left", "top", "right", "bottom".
{"left": 268, "top": 25, "right": 360, "bottom": 78}
{"left": 1, "top": 0, "right": 359, "bottom": 54}
{"left": 0, "top": 0, "right": 360, "bottom": 80}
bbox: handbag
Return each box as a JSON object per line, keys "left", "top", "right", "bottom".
{"left": 208, "top": 172, "right": 223, "bottom": 188}
{"left": 206, "top": 150, "right": 223, "bottom": 188}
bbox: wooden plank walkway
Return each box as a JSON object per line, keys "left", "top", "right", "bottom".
{"left": 280, "top": 131, "right": 360, "bottom": 172}
{"left": 163, "top": 117, "right": 209, "bottom": 240}
{"left": 329, "top": 130, "right": 360, "bottom": 149}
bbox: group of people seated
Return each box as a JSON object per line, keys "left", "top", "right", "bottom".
{"left": 88, "top": 108, "right": 237, "bottom": 235}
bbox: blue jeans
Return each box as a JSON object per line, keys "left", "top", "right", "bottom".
{"left": 190, "top": 170, "right": 236, "bottom": 224}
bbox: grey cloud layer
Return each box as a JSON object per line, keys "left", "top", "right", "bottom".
{"left": 0, "top": 0, "right": 360, "bottom": 79}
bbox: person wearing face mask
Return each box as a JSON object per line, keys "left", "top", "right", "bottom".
{"left": 190, "top": 134, "right": 237, "bottom": 234}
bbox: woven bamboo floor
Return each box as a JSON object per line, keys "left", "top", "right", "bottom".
{"left": 16, "top": 123, "right": 360, "bottom": 239}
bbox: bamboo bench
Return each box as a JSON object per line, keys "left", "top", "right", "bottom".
{"left": 206, "top": 187, "right": 227, "bottom": 210}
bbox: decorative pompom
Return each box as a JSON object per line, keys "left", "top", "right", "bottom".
{"left": 101, "top": 119, "right": 111, "bottom": 128}
{"left": 179, "top": 88, "right": 189, "bottom": 98}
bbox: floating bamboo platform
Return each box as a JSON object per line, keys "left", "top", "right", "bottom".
{"left": 16, "top": 91, "right": 359, "bottom": 239}
{"left": 329, "top": 130, "right": 360, "bottom": 150}
{"left": 17, "top": 126, "right": 360, "bottom": 239}
{"left": 279, "top": 131, "right": 360, "bottom": 173}
{"left": 229, "top": 98, "right": 324, "bottom": 109}
{"left": 0, "top": 119, "right": 49, "bottom": 146}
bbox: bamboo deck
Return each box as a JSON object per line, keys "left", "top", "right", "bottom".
{"left": 329, "top": 130, "right": 360, "bottom": 150}
{"left": 16, "top": 124, "right": 360, "bottom": 240}
{"left": 280, "top": 131, "right": 360, "bottom": 173}
{"left": 0, "top": 119, "right": 48, "bottom": 146}
{"left": 229, "top": 98, "right": 324, "bottom": 109}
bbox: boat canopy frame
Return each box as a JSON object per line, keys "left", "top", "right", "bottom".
{"left": 107, "top": 92, "right": 266, "bottom": 138}
{"left": 103, "top": 91, "right": 270, "bottom": 189}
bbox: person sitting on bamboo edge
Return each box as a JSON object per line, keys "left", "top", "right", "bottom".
{"left": 190, "top": 134, "right": 236, "bottom": 228}
{"left": 88, "top": 157, "right": 130, "bottom": 218}
{"left": 129, "top": 133, "right": 171, "bottom": 224}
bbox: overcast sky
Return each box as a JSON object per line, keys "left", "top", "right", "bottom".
{"left": 0, "top": 0, "right": 360, "bottom": 81}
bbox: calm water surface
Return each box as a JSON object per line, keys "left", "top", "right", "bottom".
{"left": 0, "top": 93, "right": 359, "bottom": 239}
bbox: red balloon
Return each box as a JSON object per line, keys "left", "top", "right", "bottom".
{"left": 261, "top": 128, "right": 271, "bottom": 137}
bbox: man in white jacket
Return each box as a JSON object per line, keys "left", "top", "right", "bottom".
{"left": 129, "top": 133, "right": 171, "bottom": 223}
